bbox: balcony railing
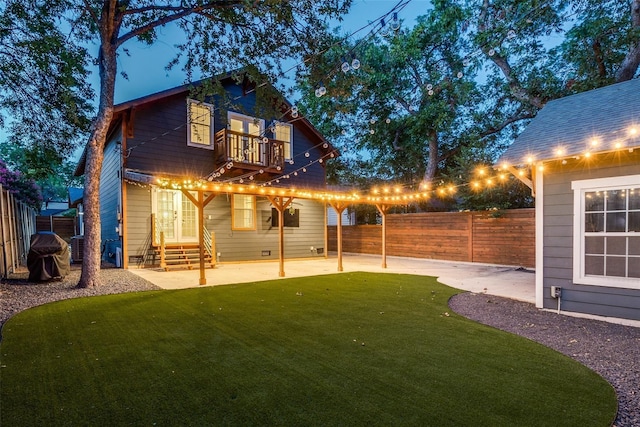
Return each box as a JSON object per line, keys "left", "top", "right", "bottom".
{"left": 214, "top": 129, "right": 285, "bottom": 171}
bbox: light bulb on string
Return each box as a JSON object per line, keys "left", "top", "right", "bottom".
{"left": 380, "top": 18, "right": 389, "bottom": 36}
{"left": 341, "top": 58, "right": 350, "bottom": 73}
{"left": 507, "top": 29, "right": 516, "bottom": 40}
{"left": 291, "top": 111, "right": 299, "bottom": 118}
{"left": 488, "top": 48, "right": 496, "bottom": 56}
{"left": 390, "top": 12, "right": 400, "bottom": 31}
{"left": 351, "top": 54, "right": 361, "bottom": 70}
{"left": 291, "top": 105, "right": 298, "bottom": 114}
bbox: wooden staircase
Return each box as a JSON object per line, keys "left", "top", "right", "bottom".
{"left": 156, "top": 244, "right": 215, "bottom": 271}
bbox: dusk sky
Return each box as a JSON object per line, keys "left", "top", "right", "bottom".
{"left": 107, "top": 0, "right": 432, "bottom": 104}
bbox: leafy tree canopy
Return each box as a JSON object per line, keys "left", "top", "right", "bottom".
{"left": 299, "top": 0, "right": 640, "bottom": 212}
{"left": 0, "top": 0, "right": 94, "bottom": 158}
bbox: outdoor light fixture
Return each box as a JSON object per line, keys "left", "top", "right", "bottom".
{"left": 380, "top": 19, "right": 389, "bottom": 36}
{"left": 351, "top": 55, "right": 361, "bottom": 70}
{"left": 390, "top": 13, "right": 400, "bottom": 31}
{"left": 341, "top": 58, "right": 350, "bottom": 73}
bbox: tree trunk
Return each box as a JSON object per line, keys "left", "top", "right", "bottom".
{"left": 422, "top": 130, "right": 439, "bottom": 184}
{"left": 78, "top": 1, "right": 119, "bottom": 287}
{"left": 616, "top": 0, "right": 640, "bottom": 82}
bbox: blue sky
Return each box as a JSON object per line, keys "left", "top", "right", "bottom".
{"left": 109, "top": 0, "right": 432, "bottom": 104}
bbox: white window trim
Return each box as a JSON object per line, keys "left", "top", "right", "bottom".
{"left": 572, "top": 174, "right": 640, "bottom": 288}
{"left": 187, "top": 99, "right": 214, "bottom": 150}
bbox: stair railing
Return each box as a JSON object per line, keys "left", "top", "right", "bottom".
{"left": 203, "top": 226, "right": 215, "bottom": 267}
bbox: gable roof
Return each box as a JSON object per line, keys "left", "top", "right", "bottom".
{"left": 498, "top": 78, "right": 640, "bottom": 166}
{"left": 68, "top": 187, "right": 83, "bottom": 207}
{"left": 75, "top": 72, "right": 334, "bottom": 175}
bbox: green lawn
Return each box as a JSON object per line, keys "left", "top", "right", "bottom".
{"left": 0, "top": 273, "right": 615, "bottom": 426}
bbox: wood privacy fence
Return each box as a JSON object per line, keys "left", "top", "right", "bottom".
{"left": 327, "top": 208, "right": 535, "bottom": 268}
{"left": 35, "top": 216, "right": 78, "bottom": 242}
{"left": 1, "top": 185, "right": 37, "bottom": 278}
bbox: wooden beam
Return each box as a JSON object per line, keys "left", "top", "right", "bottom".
{"left": 267, "top": 196, "right": 294, "bottom": 277}
{"left": 507, "top": 166, "right": 534, "bottom": 195}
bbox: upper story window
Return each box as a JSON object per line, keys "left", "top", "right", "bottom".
{"left": 572, "top": 175, "right": 640, "bottom": 288}
{"left": 273, "top": 121, "right": 293, "bottom": 160}
{"left": 187, "top": 99, "right": 214, "bottom": 149}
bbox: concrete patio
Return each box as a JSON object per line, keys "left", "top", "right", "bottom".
{"left": 129, "top": 253, "right": 536, "bottom": 303}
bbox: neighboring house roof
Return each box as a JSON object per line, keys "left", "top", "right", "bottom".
{"left": 75, "top": 72, "right": 334, "bottom": 176}
{"left": 498, "top": 78, "right": 640, "bottom": 166}
{"left": 68, "top": 187, "right": 83, "bottom": 207}
{"left": 39, "top": 208, "right": 68, "bottom": 217}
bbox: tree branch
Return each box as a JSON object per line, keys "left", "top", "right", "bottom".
{"left": 478, "top": 111, "right": 536, "bottom": 139}
{"left": 477, "top": 0, "right": 545, "bottom": 109}
{"left": 115, "top": 1, "right": 244, "bottom": 48}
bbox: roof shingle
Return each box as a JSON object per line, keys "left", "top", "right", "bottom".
{"left": 498, "top": 78, "right": 640, "bottom": 166}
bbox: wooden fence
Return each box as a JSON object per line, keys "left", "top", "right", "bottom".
{"left": 328, "top": 208, "right": 535, "bottom": 268}
{"left": 1, "top": 185, "right": 37, "bottom": 278}
{"left": 35, "top": 216, "right": 78, "bottom": 242}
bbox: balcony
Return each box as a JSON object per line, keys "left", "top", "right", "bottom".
{"left": 214, "top": 129, "right": 285, "bottom": 176}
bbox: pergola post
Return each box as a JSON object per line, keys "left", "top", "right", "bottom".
{"left": 267, "top": 195, "right": 294, "bottom": 277}
{"left": 182, "top": 189, "right": 217, "bottom": 285}
{"left": 328, "top": 201, "right": 349, "bottom": 272}
{"left": 375, "top": 204, "right": 390, "bottom": 269}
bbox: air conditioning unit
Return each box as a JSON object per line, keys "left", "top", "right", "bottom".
{"left": 71, "top": 235, "right": 84, "bottom": 263}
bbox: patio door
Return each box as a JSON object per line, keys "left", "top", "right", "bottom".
{"left": 228, "top": 112, "right": 264, "bottom": 164}
{"left": 154, "top": 189, "right": 198, "bottom": 243}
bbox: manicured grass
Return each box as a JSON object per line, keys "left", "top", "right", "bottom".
{"left": 0, "top": 273, "right": 615, "bottom": 426}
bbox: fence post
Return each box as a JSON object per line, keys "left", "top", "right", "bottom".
{"left": 0, "top": 185, "right": 7, "bottom": 278}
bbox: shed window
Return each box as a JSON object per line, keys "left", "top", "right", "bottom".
{"left": 232, "top": 194, "right": 256, "bottom": 230}
{"left": 187, "top": 99, "right": 214, "bottom": 149}
{"left": 572, "top": 175, "right": 640, "bottom": 288}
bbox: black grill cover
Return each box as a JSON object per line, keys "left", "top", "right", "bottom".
{"left": 27, "top": 232, "right": 70, "bottom": 281}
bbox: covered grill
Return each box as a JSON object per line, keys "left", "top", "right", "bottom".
{"left": 27, "top": 232, "right": 70, "bottom": 281}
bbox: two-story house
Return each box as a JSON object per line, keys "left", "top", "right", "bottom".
{"left": 75, "top": 72, "right": 337, "bottom": 271}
